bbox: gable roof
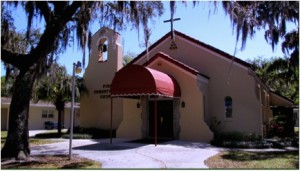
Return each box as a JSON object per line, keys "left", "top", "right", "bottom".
{"left": 142, "top": 52, "right": 209, "bottom": 79}
{"left": 129, "top": 30, "right": 251, "bottom": 68}
{"left": 129, "top": 30, "right": 295, "bottom": 106}
{"left": 270, "top": 90, "right": 295, "bottom": 106}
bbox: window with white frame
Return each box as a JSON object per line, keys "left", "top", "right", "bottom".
{"left": 42, "top": 110, "right": 54, "bottom": 118}
{"left": 224, "top": 96, "right": 233, "bottom": 118}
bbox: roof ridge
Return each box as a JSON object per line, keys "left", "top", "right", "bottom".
{"left": 173, "top": 30, "right": 251, "bottom": 67}
{"left": 130, "top": 30, "right": 251, "bottom": 68}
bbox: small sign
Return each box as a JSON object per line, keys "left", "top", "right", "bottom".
{"left": 94, "top": 84, "right": 111, "bottom": 99}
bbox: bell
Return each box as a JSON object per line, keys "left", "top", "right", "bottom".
{"left": 102, "top": 44, "right": 107, "bottom": 52}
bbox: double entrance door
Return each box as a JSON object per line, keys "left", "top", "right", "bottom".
{"left": 149, "top": 100, "right": 173, "bottom": 139}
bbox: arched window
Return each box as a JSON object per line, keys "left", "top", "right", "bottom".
{"left": 224, "top": 96, "right": 232, "bottom": 118}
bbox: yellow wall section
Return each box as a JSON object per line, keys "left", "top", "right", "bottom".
{"left": 117, "top": 99, "right": 142, "bottom": 139}
{"left": 80, "top": 27, "right": 124, "bottom": 130}
{"left": 148, "top": 59, "right": 213, "bottom": 142}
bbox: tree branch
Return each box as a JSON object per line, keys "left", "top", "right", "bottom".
{"left": 35, "top": 1, "right": 52, "bottom": 24}
{"left": 52, "top": 1, "right": 68, "bottom": 15}
{"left": 4, "top": 1, "right": 83, "bottom": 72}
{"left": 29, "top": 1, "right": 82, "bottom": 65}
{"left": 1, "top": 49, "right": 30, "bottom": 70}
{"left": 62, "top": 1, "right": 83, "bottom": 22}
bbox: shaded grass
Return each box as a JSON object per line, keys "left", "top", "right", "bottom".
{"left": 62, "top": 127, "right": 116, "bottom": 139}
{"left": 1, "top": 131, "right": 7, "bottom": 138}
{"left": 205, "top": 151, "right": 299, "bottom": 169}
{"left": 1, "top": 131, "right": 61, "bottom": 148}
{"left": 35, "top": 132, "right": 64, "bottom": 138}
{"left": 1, "top": 155, "right": 101, "bottom": 169}
{"left": 29, "top": 138, "right": 61, "bottom": 146}
{"left": 35, "top": 127, "right": 116, "bottom": 139}
{"left": 1, "top": 131, "right": 7, "bottom": 148}
{"left": 34, "top": 129, "right": 68, "bottom": 138}
{"left": 61, "top": 160, "right": 100, "bottom": 169}
{"left": 2, "top": 161, "right": 57, "bottom": 169}
{"left": 295, "top": 127, "right": 299, "bottom": 133}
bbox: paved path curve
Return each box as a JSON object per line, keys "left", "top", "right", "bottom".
{"left": 31, "top": 138, "right": 221, "bottom": 169}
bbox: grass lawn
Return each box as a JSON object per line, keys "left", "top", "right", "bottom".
{"left": 2, "top": 155, "right": 101, "bottom": 169}
{"left": 1, "top": 131, "right": 61, "bottom": 148}
{"left": 1, "top": 131, "right": 101, "bottom": 169}
{"left": 1, "top": 155, "right": 101, "bottom": 169}
{"left": 205, "top": 150, "right": 299, "bottom": 169}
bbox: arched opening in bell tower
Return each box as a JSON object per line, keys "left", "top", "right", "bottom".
{"left": 98, "top": 37, "right": 109, "bottom": 62}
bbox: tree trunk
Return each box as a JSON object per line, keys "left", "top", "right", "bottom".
{"left": 1, "top": 68, "right": 37, "bottom": 160}
{"left": 57, "top": 109, "right": 62, "bottom": 137}
{"left": 55, "top": 99, "right": 65, "bottom": 137}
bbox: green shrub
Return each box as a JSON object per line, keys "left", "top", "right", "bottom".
{"left": 221, "top": 132, "right": 245, "bottom": 141}
{"left": 65, "top": 127, "right": 116, "bottom": 139}
{"left": 213, "top": 132, "right": 262, "bottom": 142}
{"left": 35, "top": 132, "right": 62, "bottom": 138}
{"left": 62, "top": 133, "right": 92, "bottom": 139}
{"left": 219, "top": 140, "right": 273, "bottom": 148}
{"left": 244, "top": 133, "right": 262, "bottom": 141}
{"left": 211, "top": 131, "right": 296, "bottom": 148}
{"left": 211, "top": 132, "right": 264, "bottom": 148}
{"left": 209, "top": 117, "right": 221, "bottom": 134}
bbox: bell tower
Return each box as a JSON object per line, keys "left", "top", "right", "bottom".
{"left": 89, "top": 27, "right": 123, "bottom": 69}
{"left": 80, "top": 27, "right": 123, "bottom": 129}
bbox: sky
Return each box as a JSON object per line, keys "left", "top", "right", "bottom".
{"left": 1, "top": 1, "right": 296, "bottom": 76}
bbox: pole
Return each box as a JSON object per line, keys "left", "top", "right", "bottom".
{"left": 69, "top": 63, "right": 76, "bottom": 160}
{"left": 110, "top": 97, "right": 113, "bottom": 144}
{"left": 154, "top": 96, "right": 157, "bottom": 146}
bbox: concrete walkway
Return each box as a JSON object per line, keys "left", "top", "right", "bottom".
{"left": 30, "top": 138, "right": 298, "bottom": 169}
{"left": 31, "top": 138, "right": 221, "bottom": 168}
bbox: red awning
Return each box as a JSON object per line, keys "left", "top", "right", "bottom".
{"left": 110, "top": 65, "right": 181, "bottom": 98}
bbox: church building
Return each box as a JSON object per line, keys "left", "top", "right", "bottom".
{"left": 80, "top": 27, "right": 294, "bottom": 143}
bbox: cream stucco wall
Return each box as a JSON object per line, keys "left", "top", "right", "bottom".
{"left": 80, "top": 27, "right": 123, "bottom": 130}
{"left": 147, "top": 59, "right": 213, "bottom": 142}
{"left": 116, "top": 98, "right": 142, "bottom": 139}
{"left": 134, "top": 35, "right": 265, "bottom": 136}
{"left": 28, "top": 107, "right": 80, "bottom": 130}
{"left": 64, "top": 108, "right": 81, "bottom": 128}
{"left": 29, "top": 107, "right": 80, "bottom": 130}
{"left": 29, "top": 107, "right": 57, "bottom": 130}
{"left": 1, "top": 102, "right": 80, "bottom": 130}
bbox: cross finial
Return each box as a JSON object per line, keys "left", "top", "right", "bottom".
{"left": 164, "top": 16, "right": 180, "bottom": 40}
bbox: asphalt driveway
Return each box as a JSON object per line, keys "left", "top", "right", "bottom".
{"left": 31, "top": 138, "right": 221, "bottom": 168}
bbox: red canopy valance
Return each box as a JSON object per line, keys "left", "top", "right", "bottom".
{"left": 110, "top": 65, "right": 181, "bottom": 98}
